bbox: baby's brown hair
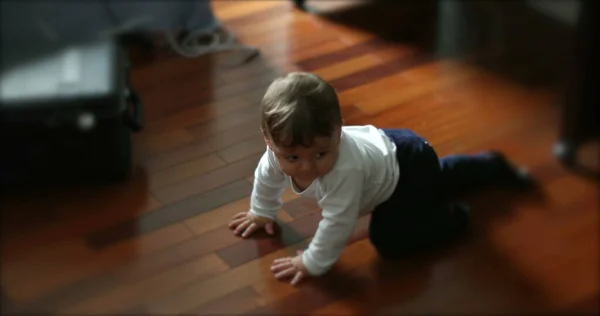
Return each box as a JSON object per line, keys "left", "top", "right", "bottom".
{"left": 260, "top": 72, "right": 342, "bottom": 148}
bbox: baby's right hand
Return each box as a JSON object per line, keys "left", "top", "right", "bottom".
{"left": 228, "top": 211, "right": 275, "bottom": 238}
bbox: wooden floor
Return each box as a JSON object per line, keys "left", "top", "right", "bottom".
{"left": 1, "top": 1, "right": 598, "bottom": 314}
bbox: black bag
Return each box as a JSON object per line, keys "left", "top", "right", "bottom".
{"left": 0, "top": 38, "right": 144, "bottom": 187}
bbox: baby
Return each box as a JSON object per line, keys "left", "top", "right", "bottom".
{"left": 228, "top": 72, "right": 532, "bottom": 285}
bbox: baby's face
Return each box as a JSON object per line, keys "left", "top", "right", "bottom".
{"left": 268, "top": 129, "right": 341, "bottom": 183}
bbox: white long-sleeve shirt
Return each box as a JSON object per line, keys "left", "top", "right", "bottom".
{"left": 250, "top": 125, "right": 400, "bottom": 276}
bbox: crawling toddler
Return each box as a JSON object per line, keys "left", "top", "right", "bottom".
{"left": 228, "top": 72, "right": 532, "bottom": 285}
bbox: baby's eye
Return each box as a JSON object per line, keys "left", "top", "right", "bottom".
{"left": 286, "top": 155, "right": 299, "bottom": 162}
{"left": 316, "top": 152, "right": 328, "bottom": 158}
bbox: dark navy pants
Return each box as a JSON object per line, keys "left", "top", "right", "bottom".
{"left": 368, "top": 128, "right": 515, "bottom": 259}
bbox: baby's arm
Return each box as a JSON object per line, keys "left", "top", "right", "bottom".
{"left": 230, "top": 150, "right": 287, "bottom": 237}
{"left": 301, "top": 171, "right": 364, "bottom": 276}
{"left": 249, "top": 150, "right": 288, "bottom": 220}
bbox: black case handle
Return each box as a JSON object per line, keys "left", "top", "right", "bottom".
{"left": 124, "top": 88, "right": 144, "bottom": 132}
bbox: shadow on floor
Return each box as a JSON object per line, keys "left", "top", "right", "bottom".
{"left": 302, "top": 184, "right": 550, "bottom": 314}
{"left": 310, "top": 0, "right": 577, "bottom": 90}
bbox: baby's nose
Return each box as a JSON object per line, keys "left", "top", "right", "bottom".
{"left": 300, "top": 161, "right": 315, "bottom": 172}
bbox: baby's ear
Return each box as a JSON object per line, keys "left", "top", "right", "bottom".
{"left": 263, "top": 133, "right": 274, "bottom": 150}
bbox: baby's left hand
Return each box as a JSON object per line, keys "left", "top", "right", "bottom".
{"left": 271, "top": 250, "right": 309, "bottom": 286}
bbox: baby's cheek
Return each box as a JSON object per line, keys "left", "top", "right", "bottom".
{"left": 318, "top": 158, "right": 336, "bottom": 174}
{"left": 279, "top": 164, "right": 297, "bottom": 176}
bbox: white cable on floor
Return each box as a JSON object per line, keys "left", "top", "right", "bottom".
{"left": 36, "top": 2, "right": 259, "bottom": 60}
{"left": 163, "top": 26, "right": 259, "bottom": 59}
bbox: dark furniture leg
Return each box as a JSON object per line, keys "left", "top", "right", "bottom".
{"left": 292, "top": 0, "right": 309, "bottom": 11}
{"left": 554, "top": 0, "right": 599, "bottom": 168}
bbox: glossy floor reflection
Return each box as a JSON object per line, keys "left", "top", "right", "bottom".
{"left": 1, "top": 1, "right": 598, "bottom": 314}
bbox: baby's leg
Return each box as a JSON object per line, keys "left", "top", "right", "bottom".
{"left": 438, "top": 151, "right": 533, "bottom": 196}
{"left": 369, "top": 200, "right": 470, "bottom": 259}
{"left": 369, "top": 128, "right": 471, "bottom": 259}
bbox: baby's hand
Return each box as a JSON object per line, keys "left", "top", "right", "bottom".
{"left": 271, "top": 250, "right": 308, "bottom": 286}
{"left": 228, "top": 211, "right": 275, "bottom": 238}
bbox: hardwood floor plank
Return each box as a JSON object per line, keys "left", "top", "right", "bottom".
{"left": 313, "top": 55, "right": 382, "bottom": 81}
{"left": 311, "top": 14, "right": 379, "bottom": 45}
{"left": 242, "top": 21, "right": 340, "bottom": 59}
{"left": 186, "top": 103, "right": 261, "bottom": 140}
{"left": 189, "top": 72, "right": 276, "bottom": 115}
{"left": 355, "top": 63, "right": 476, "bottom": 114}
{"left": 185, "top": 287, "right": 265, "bottom": 315}
{"left": 182, "top": 194, "right": 297, "bottom": 237}
{"left": 489, "top": 199, "right": 599, "bottom": 308}
{"left": 152, "top": 154, "right": 261, "bottom": 205}
{"left": 142, "top": 137, "right": 227, "bottom": 173}
{"left": 219, "top": 56, "right": 283, "bottom": 85}
{"left": 340, "top": 105, "right": 368, "bottom": 123}
{"left": 268, "top": 39, "right": 349, "bottom": 65}
{"left": 232, "top": 6, "right": 312, "bottom": 40}
{"left": 249, "top": 238, "right": 378, "bottom": 315}
{"left": 545, "top": 173, "right": 598, "bottom": 208}
{"left": 255, "top": 236, "right": 548, "bottom": 315}
{"left": 85, "top": 180, "right": 253, "bottom": 249}
{"left": 129, "top": 53, "right": 223, "bottom": 93}
{"left": 17, "top": 225, "right": 239, "bottom": 313}
{"left": 217, "top": 214, "right": 370, "bottom": 275}
{"left": 400, "top": 59, "right": 476, "bottom": 83}
{"left": 373, "top": 45, "right": 422, "bottom": 63}
{"left": 59, "top": 253, "right": 229, "bottom": 315}
{"left": 217, "top": 135, "right": 266, "bottom": 164}
{"left": 337, "top": 71, "right": 413, "bottom": 107}
{"left": 143, "top": 117, "right": 262, "bottom": 173}
{"left": 240, "top": 14, "right": 328, "bottom": 45}
{"left": 216, "top": 0, "right": 286, "bottom": 21}
{"left": 149, "top": 154, "right": 226, "bottom": 190}
{"left": 223, "top": 2, "right": 291, "bottom": 28}
{"left": 140, "top": 86, "right": 267, "bottom": 138}
{"left": 134, "top": 129, "right": 196, "bottom": 158}
{"left": 1, "top": 170, "right": 161, "bottom": 260}
{"left": 4, "top": 223, "right": 194, "bottom": 305}
{"left": 139, "top": 67, "right": 277, "bottom": 123}
{"left": 311, "top": 300, "right": 359, "bottom": 316}
{"left": 298, "top": 38, "right": 398, "bottom": 71}
{"left": 327, "top": 53, "right": 433, "bottom": 92}
{"left": 565, "top": 295, "right": 600, "bottom": 314}
{"left": 111, "top": 226, "right": 239, "bottom": 283}
{"left": 134, "top": 74, "right": 221, "bottom": 122}
{"left": 345, "top": 92, "right": 445, "bottom": 127}
{"left": 1, "top": 239, "right": 93, "bottom": 298}
{"left": 246, "top": 217, "right": 371, "bottom": 307}
{"left": 216, "top": 212, "right": 322, "bottom": 268}
{"left": 1, "top": 291, "right": 14, "bottom": 315}
{"left": 142, "top": 239, "right": 311, "bottom": 314}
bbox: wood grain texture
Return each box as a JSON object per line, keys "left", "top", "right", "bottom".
{"left": 1, "top": 1, "right": 597, "bottom": 315}
{"left": 85, "top": 179, "right": 254, "bottom": 248}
